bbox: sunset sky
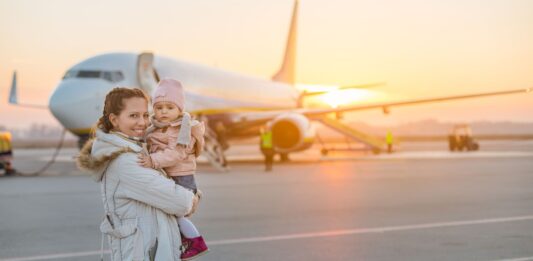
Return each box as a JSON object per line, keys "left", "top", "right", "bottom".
{"left": 1, "top": 0, "right": 532, "bottom": 129}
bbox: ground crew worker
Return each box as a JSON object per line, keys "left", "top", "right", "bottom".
{"left": 386, "top": 130, "right": 394, "bottom": 153}
{"left": 259, "top": 127, "right": 274, "bottom": 171}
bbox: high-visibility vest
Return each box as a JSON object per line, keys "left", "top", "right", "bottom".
{"left": 260, "top": 131, "right": 273, "bottom": 149}
{"left": 386, "top": 131, "right": 393, "bottom": 144}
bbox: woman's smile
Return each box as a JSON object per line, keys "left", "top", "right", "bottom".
{"left": 110, "top": 97, "right": 149, "bottom": 137}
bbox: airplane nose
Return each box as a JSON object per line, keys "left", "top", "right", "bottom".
{"left": 49, "top": 80, "right": 110, "bottom": 135}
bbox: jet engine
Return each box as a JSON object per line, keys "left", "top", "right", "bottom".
{"left": 268, "top": 113, "right": 315, "bottom": 153}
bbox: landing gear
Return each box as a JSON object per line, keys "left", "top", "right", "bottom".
{"left": 279, "top": 153, "right": 290, "bottom": 162}
{"left": 77, "top": 135, "right": 90, "bottom": 149}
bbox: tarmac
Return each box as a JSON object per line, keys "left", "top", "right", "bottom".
{"left": 1, "top": 140, "right": 533, "bottom": 261}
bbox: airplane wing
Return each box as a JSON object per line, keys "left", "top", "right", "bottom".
{"left": 300, "top": 87, "right": 531, "bottom": 118}
{"left": 225, "top": 87, "right": 531, "bottom": 130}
{"left": 300, "top": 82, "right": 386, "bottom": 97}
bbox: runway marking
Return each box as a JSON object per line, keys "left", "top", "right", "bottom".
{"left": 0, "top": 251, "right": 110, "bottom": 261}
{"left": 207, "top": 215, "right": 533, "bottom": 246}
{"left": 355, "top": 151, "right": 533, "bottom": 160}
{"left": 37, "top": 151, "right": 533, "bottom": 163}
{"left": 2, "top": 214, "right": 533, "bottom": 261}
{"left": 37, "top": 156, "right": 74, "bottom": 162}
{"left": 493, "top": 257, "right": 533, "bottom": 261}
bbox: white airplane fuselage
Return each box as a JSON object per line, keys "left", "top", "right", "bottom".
{"left": 49, "top": 52, "right": 300, "bottom": 136}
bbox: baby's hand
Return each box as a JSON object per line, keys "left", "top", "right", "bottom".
{"left": 137, "top": 154, "right": 153, "bottom": 168}
{"left": 185, "top": 193, "right": 200, "bottom": 217}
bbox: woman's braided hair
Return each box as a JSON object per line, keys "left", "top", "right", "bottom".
{"left": 96, "top": 87, "right": 149, "bottom": 133}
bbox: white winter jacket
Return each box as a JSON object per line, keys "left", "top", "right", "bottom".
{"left": 77, "top": 129, "right": 194, "bottom": 261}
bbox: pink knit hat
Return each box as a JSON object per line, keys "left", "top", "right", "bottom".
{"left": 152, "top": 78, "right": 185, "bottom": 111}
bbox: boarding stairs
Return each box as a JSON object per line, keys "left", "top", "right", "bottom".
{"left": 202, "top": 125, "right": 230, "bottom": 172}
{"left": 317, "top": 116, "right": 384, "bottom": 154}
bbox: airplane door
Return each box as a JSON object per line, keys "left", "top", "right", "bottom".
{"left": 137, "top": 52, "right": 159, "bottom": 95}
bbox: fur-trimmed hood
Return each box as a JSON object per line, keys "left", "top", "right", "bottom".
{"left": 76, "top": 129, "right": 142, "bottom": 182}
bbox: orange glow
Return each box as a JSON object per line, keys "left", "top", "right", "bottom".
{"left": 2, "top": 1, "right": 532, "bottom": 128}
{"left": 321, "top": 89, "right": 375, "bottom": 108}
{"left": 295, "top": 83, "right": 334, "bottom": 93}
{"left": 296, "top": 84, "right": 378, "bottom": 108}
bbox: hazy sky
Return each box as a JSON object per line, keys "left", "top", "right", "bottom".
{"left": 1, "top": 0, "right": 532, "bottom": 129}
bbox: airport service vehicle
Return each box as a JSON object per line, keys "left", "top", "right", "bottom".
{"left": 448, "top": 124, "right": 480, "bottom": 152}
{"left": 0, "top": 131, "right": 15, "bottom": 176}
{"left": 7, "top": 0, "right": 530, "bottom": 170}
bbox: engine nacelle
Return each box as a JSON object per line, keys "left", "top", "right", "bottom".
{"left": 268, "top": 113, "right": 315, "bottom": 153}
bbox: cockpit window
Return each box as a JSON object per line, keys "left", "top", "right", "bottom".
{"left": 63, "top": 70, "right": 124, "bottom": 83}
{"left": 62, "top": 70, "right": 78, "bottom": 79}
{"left": 77, "top": 71, "right": 101, "bottom": 78}
{"left": 103, "top": 71, "right": 125, "bottom": 82}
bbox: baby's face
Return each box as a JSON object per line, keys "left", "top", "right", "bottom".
{"left": 153, "top": 101, "right": 181, "bottom": 123}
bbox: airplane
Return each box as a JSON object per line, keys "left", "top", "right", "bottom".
{"left": 7, "top": 0, "right": 531, "bottom": 170}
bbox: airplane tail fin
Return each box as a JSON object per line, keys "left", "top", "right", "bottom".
{"left": 9, "top": 71, "right": 17, "bottom": 105}
{"left": 272, "top": 0, "right": 299, "bottom": 85}
{"left": 7, "top": 71, "right": 47, "bottom": 109}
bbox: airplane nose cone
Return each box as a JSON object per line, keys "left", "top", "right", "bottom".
{"left": 49, "top": 80, "right": 110, "bottom": 135}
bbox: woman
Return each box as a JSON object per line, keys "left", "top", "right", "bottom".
{"left": 77, "top": 87, "right": 197, "bottom": 261}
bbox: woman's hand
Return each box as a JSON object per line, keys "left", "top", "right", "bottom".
{"left": 137, "top": 153, "right": 153, "bottom": 168}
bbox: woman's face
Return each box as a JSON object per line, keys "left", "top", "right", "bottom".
{"left": 109, "top": 97, "right": 149, "bottom": 137}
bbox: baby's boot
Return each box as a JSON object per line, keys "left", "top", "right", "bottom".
{"left": 180, "top": 236, "right": 208, "bottom": 260}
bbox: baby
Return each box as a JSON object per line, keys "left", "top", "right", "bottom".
{"left": 138, "top": 78, "right": 208, "bottom": 260}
